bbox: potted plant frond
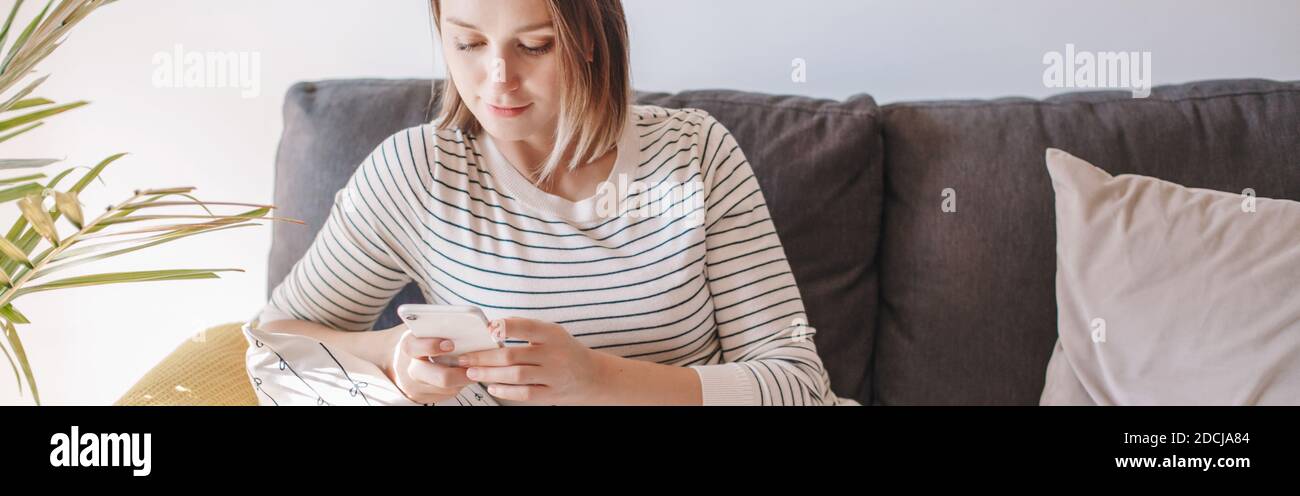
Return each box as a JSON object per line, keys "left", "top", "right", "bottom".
{"left": 0, "top": 0, "right": 300, "bottom": 405}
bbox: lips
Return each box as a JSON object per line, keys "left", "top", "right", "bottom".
{"left": 486, "top": 102, "right": 532, "bottom": 117}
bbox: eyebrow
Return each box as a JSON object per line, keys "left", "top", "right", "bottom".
{"left": 444, "top": 17, "right": 554, "bottom": 34}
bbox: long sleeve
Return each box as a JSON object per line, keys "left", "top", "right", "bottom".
{"left": 254, "top": 143, "right": 414, "bottom": 332}
{"left": 688, "top": 114, "right": 839, "bottom": 406}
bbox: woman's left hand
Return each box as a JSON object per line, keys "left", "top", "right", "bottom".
{"left": 455, "top": 317, "right": 610, "bottom": 405}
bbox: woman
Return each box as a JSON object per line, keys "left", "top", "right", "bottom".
{"left": 249, "top": 0, "right": 852, "bottom": 406}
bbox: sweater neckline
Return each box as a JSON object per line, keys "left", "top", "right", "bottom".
{"left": 475, "top": 113, "right": 636, "bottom": 223}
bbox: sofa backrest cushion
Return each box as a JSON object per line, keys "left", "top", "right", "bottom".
{"left": 874, "top": 79, "right": 1300, "bottom": 404}
{"left": 635, "top": 89, "right": 883, "bottom": 403}
{"left": 268, "top": 79, "right": 438, "bottom": 333}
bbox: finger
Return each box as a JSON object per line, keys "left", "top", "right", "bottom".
{"left": 466, "top": 365, "right": 542, "bottom": 385}
{"left": 392, "top": 372, "right": 454, "bottom": 403}
{"left": 485, "top": 383, "right": 548, "bottom": 403}
{"left": 404, "top": 336, "right": 454, "bottom": 358}
{"left": 401, "top": 382, "right": 450, "bottom": 403}
{"left": 491, "top": 317, "right": 554, "bottom": 344}
{"left": 456, "top": 345, "right": 540, "bottom": 367}
{"left": 408, "top": 358, "right": 473, "bottom": 389}
{"left": 397, "top": 387, "right": 438, "bottom": 405}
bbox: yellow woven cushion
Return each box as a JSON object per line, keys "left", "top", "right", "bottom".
{"left": 115, "top": 322, "right": 257, "bottom": 406}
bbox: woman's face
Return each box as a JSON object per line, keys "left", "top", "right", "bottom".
{"left": 439, "top": 0, "right": 562, "bottom": 143}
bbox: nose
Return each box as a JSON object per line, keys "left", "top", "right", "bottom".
{"left": 487, "top": 52, "right": 521, "bottom": 93}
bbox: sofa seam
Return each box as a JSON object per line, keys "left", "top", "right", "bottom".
{"left": 668, "top": 96, "right": 881, "bottom": 119}
{"left": 881, "top": 88, "right": 1300, "bottom": 114}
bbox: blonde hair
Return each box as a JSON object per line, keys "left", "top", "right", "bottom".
{"left": 429, "top": 0, "right": 632, "bottom": 188}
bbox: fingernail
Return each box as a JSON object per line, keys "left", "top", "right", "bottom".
{"left": 466, "top": 368, "right": 479, "bottom": 379}
{"left": 440, "top": 341, "right": 454, "bottom": 351}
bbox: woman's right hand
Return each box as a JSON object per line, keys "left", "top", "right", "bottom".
{"left": 380, "top": 326, "right": 473, "bottom": 404}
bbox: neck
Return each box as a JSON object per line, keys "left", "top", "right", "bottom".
{"left": 491, "top": 134, "right": 619, "bottom": 201}
{"left": 493, "top": 133, "right": 556, "bottom": 180}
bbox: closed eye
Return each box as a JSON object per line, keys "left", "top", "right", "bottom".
{"left": 520, "top": 41, "right": 553, "bottom": 56}
{"left": 454, "top": 41, "right": 553, "bottom": 57}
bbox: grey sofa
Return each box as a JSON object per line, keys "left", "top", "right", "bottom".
{"left": 268, "top": 78, "right": 1300, "bottom": 406}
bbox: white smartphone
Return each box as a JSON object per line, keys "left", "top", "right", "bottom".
{"left": 396, "top": 304, "right": 501, "bottom": 367}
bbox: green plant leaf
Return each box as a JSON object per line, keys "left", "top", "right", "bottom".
{"left": 17, "top": 193, "right": 57, "bottom": 246}
{"left": 0, "top": 1, "right": 26, "bottom": 57}
{"left": 0, "top": 158, "right": 57, "bottom": 169}
{"left": 5, "top": 96, "right": 52, "bottom": 111}
{"left": 76, "top": 220, "right": 254, "bottom": 242}
{"left": 0, "top": 0, "right": 52, "bottom": 76}
{"left": 78, "top": 196, "right": 251, "bottom": 239}
{"left": 135, "top": 186, "right": 194, "bottom": 196}
{"left": 80, "top": 193, "right": 246, "bottom": 234}
{"left": 33, "top": 223, "right": 258, "bottom": 280}
{"left": 2, "top": 319, "right": 37, "bottom": 404}
{"left": 115, "top": 200, "right": 273, "bottom": 211}
{"left": 0, "top": 0, "right": 121, "bottom": 407}
{"left": 4, "top": 165, "right": 83, "bottom": 245}
{"left": 165, "top": 192, "right": 217, "bottom": 216}
{"left": 52, "top": 189, "right": 81, "bottom": 228}
{"left": 0, "top": 121, "right": 41, "bottom": 143}
{"left": 12, "top": 268, "right": 243, "bottom": 297}
{"left": 68, "top": 152, "right": 125, "bottom": 193}
{"left": 0, "top": 2, "right": 119, "bottom": 99}
{"left": 0, "top": 234, "right": 32, "bottom": 267}
{"left": 0, "top": 302, "right": 28, "bottom": 323}
{"left": 0, "top": 181, "right": 42, "bottom": 202}
{"left": 0, "top": 100, "right": 86, "bottom": 133}
{"left": 0, "top": 172, "right": 45, "bottom": 185}
{"left": 0, "top": 334, "right": 22, "bottom": 396}
{"left": 93, "top": 211, "right": 275, "bottom": 227}
{"left": 0, "top": 71, "right": 46, "bottom": 113}
{"left": 0, "top": 153, "right": 126, "bottom": 274}
{"left": 9, "top": 197, "right": 276, "bottom": 282}
{"left": 42, "top": 165, "right": 80, "bottom": 188}
{"left": 58, "top": 220, "right": 259, "bottom": 258}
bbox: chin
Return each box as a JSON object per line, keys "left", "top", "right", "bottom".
{"left": 477, "top": 116, "right": 547, "bottom": 141}
{"left": 477, "top": 121, "right": 524, "bottom": 140}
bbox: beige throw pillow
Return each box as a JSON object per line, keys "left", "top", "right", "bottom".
{"left": 1040, "top": 148, "right": 1300, "bottom": 405}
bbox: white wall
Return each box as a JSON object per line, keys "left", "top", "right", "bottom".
{"left": 2, "top": 0, "right": 1296, "bottom": 404}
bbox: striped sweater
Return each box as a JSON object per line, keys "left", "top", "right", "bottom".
{"left": 254, "top": 104, "right": 852, "bottom": 406}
